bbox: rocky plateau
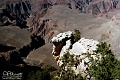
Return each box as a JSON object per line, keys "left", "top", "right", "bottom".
{"left": 1, "top": 0, "right": 120, "bottom": 79}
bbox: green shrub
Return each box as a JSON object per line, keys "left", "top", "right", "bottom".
{"left": 88, "top": 42, "right": 120, "bottom": 80}
{"left": 27, "top": 42, "right": 120, "bottom": 80}
{"left": 50, "top": 53, "right": 84, "bottom": 80}
{"left": 27, "top": 65, "right": 56, "bottom": 80}
{"left": 51, "top": 42, "right": 120, "bottom": 80}
{"left": 74, "top": 29, "right": 81, "bottom": 42}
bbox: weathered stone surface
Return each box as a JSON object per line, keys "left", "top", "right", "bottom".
{"left": 50, "top": 31, "right": 100, "bottom": 78}
{"left": 67, "top": 0, "right": 120, "bottom": 16}
{"left": 0, "top": 0, "right": 51, "bottom": 28}
{"left": 1, "top": 0, "right": 120, "bottom": 73}
{"left": 81, "top": 13, "right": 120, "bottom": 60}
{"left": 111, "top": 12, "right": 120, "bottom": 27}
{"left": 24, "top": 43, "right": 58, "bottom": 68}
{"left": 0, "top": 0, "right": 31, "bottom": 28}
{"left": 0, "top": 26, "right": 31, "bottom": 47}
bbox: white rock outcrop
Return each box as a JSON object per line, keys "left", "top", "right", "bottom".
{"left": 51, "top": 31, "right": 100, "bottom": 78}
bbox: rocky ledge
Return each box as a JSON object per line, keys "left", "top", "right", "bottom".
{"left": 50, "top": 31, "right": 102, "bottom": 78}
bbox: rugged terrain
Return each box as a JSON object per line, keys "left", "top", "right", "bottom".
{"left": 1, "top": 0, "right": 120, "bottom": 79}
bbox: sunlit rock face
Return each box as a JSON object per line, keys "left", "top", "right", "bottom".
{"left": 111, "top": 13, "right": 120, "bottom": 27}
{"left": 51, "top": 31, "right": 100, "bottom": 78}
{"left": 51, "top": 31, "right": 74, "bottom": 61}
{"left": 67, "top": 0, "right": 120, "bottom": 16}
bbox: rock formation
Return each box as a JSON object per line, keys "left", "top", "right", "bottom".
{"left": 1, "top": 0, "right": 120, "bottom": 79}
{"left": 68, "top": 0, "right": 120, "bottom": 16}
{"left": 0, "top": 33, "right": 45, "bottom": 70}
{"left": 0, "top": 25, "right": 46, "bottom": 69}
{"left": 80, "top": 12, "right": 120, "bottom": 60}
{"left": 0, "top": 0, "right": 57, "bottom": 69}
{"left": 0, "top": 0, "right": 51, "bottom": 28}
{"left": 111, "top": 12, "right": 120, "bottom": 26}
{"left": 0, "top": 26, "right": 31, "bottom": 47}
{"left": 1, "top": 0, "right": 120, "bottom": 29}
{"left": 1, "top": 0, "right": 120, "bottom": 44}
{"left": 51, "top": 31, "right": 101, "bottom": 78}
{"left": 51, "top": 31, "right": 74, "bottom": 61}
{"left": 0, "top": 0, "right": 31, "bottom": 28}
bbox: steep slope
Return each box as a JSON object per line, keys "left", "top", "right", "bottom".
{"left": 82, "top": 13, "right": 120, "bottom": 60}
{"left": 25, "top": 5, "right": 119, "bottom": 67}
{"left": 1, "top": 0, "right": 120, "bottom": 74}
{"left": 0, "top": 0, "right": 51, "bottom": 28}
{"left": 43, "top": 5, "right": 110, "bottom": 35}
{"left": 0, "top": 0, "right": 55, "bottom": 69}
{"left": 24, "top": 43, "right": 57, "bottom": 67}
{"left": 0, "top": 0, "right": 31, "bottom": 28}
{"left": 0, "top": 26, "right": 31, "bottom": 47}
{"left": 68, "top": 0, "right": 120, "bottom": 16}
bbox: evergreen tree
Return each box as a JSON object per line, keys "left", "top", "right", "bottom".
{"left": 88, "top": 42, "right": 120, "bottom": 80}
{"left": 50, "top": 53, "right": 84, "bottom": 80}
{"left": 74, "top": 29, "right": 81, "bottom": 42}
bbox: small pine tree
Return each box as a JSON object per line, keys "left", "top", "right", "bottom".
{"left": 74, "top": 29, "right": 81, "bottom": 42}
{"left": 27, "top": 65, "right": 56, "bottom": 80}
{"left": 88, "top": 42, "right": 120, "bottom": 80}
{"left": 50, "top": 53, "right": 84, "bottom": 80}
{"left": 51, "top": 42, "right": 120, "bottom": 80}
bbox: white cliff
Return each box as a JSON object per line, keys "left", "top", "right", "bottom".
{"left": 50, "top": 31, "right": 101, "bottom": 78}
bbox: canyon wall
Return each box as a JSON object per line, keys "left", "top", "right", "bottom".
{"left": 1, "top": 0, "right": 120, "bottom": 41}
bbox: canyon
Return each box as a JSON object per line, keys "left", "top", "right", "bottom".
{"left": 1, "top": 0, "right": 120, "bottom": 79}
